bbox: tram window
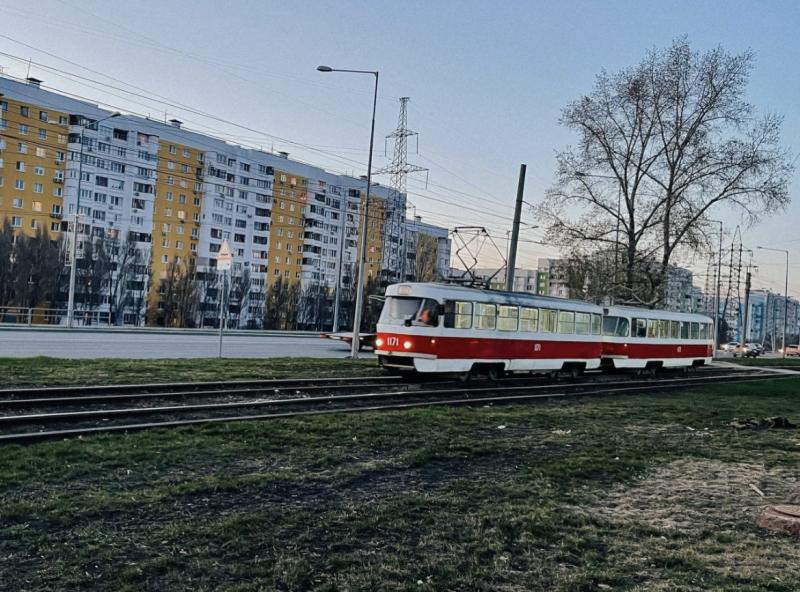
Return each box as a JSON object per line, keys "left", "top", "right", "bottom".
{"left": 647, "top": 319, "right": 659, "bottom": 338}
{"left": 414, "top": 298, "right": 439, "bottom": 327}
{"left": 540, "top": 309, "right": 557, "bottom": 333}
{"left": 519, "top": 307, "right": 538, "bottom": 332}
{"left": 498, "top": 305, "right": 518, "bottom": 331}
{"left": 575, "top": 312, "right": 590, "bottom": 335}
{"left": 690, "top": 322, "right": 700, "bottom": 339}
{"left": 474, "top": 303, "right": 497, "bottom": 330}
{"left": 615, "top": 317, "right": 630, "bottom": 337}
{"left": 558, "top": 311, "right": 575, "bottom": 334}
{"left": 670, "top": 321, "right": 680, "bottom": 338}
{"left": 706, "top": 322, "right": 713, "bottom": 339}
{"left": 680, "top": 321, "right": 689, "bottom": 339}
{"left": 633, "top": 318, "right": 647, "bottom": 338}
{"left": 603, "top": 316, "right": 630, "bottom": 337}
{"left": 444, "top": 301, "right": 473, "bottom": 329}
{"left": 591, "top": 314, "right": 602, "bottom": 335}
{"left": 602, "top": 316, "right": 619, "bottom": 336}
{"left": 659, "top": 320, "right": 669, "bottom": 338}
{"left": 698, "top": 323, "right": 708, "bottom": 340}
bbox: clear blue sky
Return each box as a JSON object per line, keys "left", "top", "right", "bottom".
{"left": 1, "top": 0, "right": 797, "bottom": 294}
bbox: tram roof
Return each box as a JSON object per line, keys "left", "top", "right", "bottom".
{"left": 384, "top": 282, "right": 603, "bottom": 312}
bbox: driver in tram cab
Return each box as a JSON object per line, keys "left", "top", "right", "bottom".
{"left": 414, "top": 300, "right": 438, "bottom": 327}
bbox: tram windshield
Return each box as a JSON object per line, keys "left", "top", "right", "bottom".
{"left": 379, "top": 296, "right": 439, "bottom": 327}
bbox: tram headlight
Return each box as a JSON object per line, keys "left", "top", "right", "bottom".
{"left": 375, "top": 337, "right": 384, "bottom": 348}
{"left": 403, "top": 340, "right": 413, "bottom": 350}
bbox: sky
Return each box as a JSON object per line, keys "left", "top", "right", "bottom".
{"left": 0, "top": 0, "right": 798, "bottom": 296}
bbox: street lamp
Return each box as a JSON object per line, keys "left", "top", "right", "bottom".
{"left": 757, "top": 246, "right": 790, "bottom": 357}
{"left": 317, "top": 65, "right": 379, "bottom": 359}
{"left": 66, "top": 111, "right": 121, "bottom": 327}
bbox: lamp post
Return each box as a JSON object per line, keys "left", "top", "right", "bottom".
{"left": 317, "top": 65, "right": 378, "bottom": 358}
{"left": 66, "top": 111, "right": 120, "bottom": 327}
{"left": 757, "top": 246, "right": 789, "bottom": 357}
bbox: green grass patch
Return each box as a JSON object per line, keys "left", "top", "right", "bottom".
{"left": 730, "top": 356, "right": 800, "bottom": 366}
{"left": 0, "top": 356, "right": 380, "bottom": 388}
{"left": 2, "top": 378, "right": 800, "bottom": 590}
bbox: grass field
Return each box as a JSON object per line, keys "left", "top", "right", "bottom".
{"left": 731, "top": 356, "right": 800, "bottom": 366}
{"left": 2, "top": 376, "right": 800, "bottom": 591}
{"left": 0, "top": 357, "right": 380, "bottom": 387}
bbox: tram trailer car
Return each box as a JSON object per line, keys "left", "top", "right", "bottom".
{"left": 375, "top": 283, "right": 715, "bottom": 377}
{"left": 375, "top": 283, "right": 604, "bottom": 376}
{"left": 600, "top": 306, "right": 714, "bottom": 371}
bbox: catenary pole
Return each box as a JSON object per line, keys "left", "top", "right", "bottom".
{"left": 505, "top": 164, "right": 527, "bottom": 291}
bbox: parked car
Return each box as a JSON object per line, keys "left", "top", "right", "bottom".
{"left": 722, "top": 341, "right": 739, "bottom": 352}
{"left": 733, "top": 343, "right": 762, "bottom": 358}
{"left": 783, "top": 344, "right": 800, "bottom": 357}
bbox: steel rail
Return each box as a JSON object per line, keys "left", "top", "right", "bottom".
{"left": 0, "top": 373, "right": 775, "bottom": 442}
{"left": 0, "top": 374, "right": 401, "bottom": 398}
{"left": 0, "top": 366, "right": 741, "bottom": 408}
{"left": 0, "top": 373, "right": 792, "bottom": 444}
{"left": 0, "top": 371, "right": 762, "bottom": 426}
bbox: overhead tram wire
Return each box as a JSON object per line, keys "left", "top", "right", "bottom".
{"left": 0, "top": 48, "right": 527, "bottom": 220}
{"left": 2, "top": 82, "right": 523, "bottom": 230}
{"left": 0, "top": 71, "right": 521, "bottom": 227}
{"left": 0, "top": 48, "right": 400, "bottom": 177}
{"left": 0, "top": 26, "right": 398, "bottom": 107}
{"left": 1, "top": 132, "right": 518, "bottom": 236}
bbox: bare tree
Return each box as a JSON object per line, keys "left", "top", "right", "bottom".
{"left": 415, "top": 233, "right": 442, "bottom": 282}
{"left": 108, "top": 238, "right": 142, "bottom": 326}
{"left": 0, "top": 221, "right": 14, "bottom": 307}
{"left": 10, "top": 228, "right": 66, "bottom": 310}
{"left": 537, "top": 38, "right": 792, "bottom": 306}
{"left": 150, "top": 259, "right": 199, "bottom": 327}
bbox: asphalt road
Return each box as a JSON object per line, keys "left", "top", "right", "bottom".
{"left": 0, "top": 329, "right": 372, "bottom": 359}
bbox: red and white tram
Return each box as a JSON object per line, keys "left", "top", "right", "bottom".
{"left": 600, "top": 306, "right": 713, "bottom": 371}
{"left": 375, "top": 283, "right": 604, "bottom": 376}
{"left": 375, "top": 283, "right": 714, "bottom": 376}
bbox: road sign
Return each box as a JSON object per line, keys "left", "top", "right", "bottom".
{"left": 218, "top": 239, "right": 233, "bottom": 272}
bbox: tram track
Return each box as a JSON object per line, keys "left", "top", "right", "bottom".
{"left": 0, "top": 368, "right": 786, "bottom": 444}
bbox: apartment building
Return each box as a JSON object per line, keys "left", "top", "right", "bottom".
{"left": 0, "top": 75, "right": 449, "bottom": 328}
{"left": 403, "top": 217, "right": 451, "bottom": 282}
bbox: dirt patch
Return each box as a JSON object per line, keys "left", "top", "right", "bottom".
{"left": 587, "top": 459, "right": 799, "bottom": 533}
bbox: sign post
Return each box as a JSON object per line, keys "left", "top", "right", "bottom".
{"left": 217, "top": 240, "right": 233, "bottom": 358}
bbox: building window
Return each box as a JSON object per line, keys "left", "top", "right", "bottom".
{"left": 39, "top": 111, "right": 48, "bottom": 122}
{"left": 11, "top": 216, "right": 21, "bottom": 227}
{"left": 12, "top": 198, "right": 23, "bottom": 208}
{"left": 38, "top": 129, "right": 47, "bottom": 140}
{"left": 20, "top": 106, "right": 29, "bottom": 117}
{"left": 32, "top": 201, "right": 42, "bottom": 212}
{"left": 15, "top": 161, "right": 25, "bottom": 172}
{"left": 14, "top": 180, "right": 24, "bottom": 190}
{"left": 19, "top": 124, "right": 28, "bottom": 135}
{"left": 17, "top": 143, "right": 28, "bottom": 154}
{"left": 34, "top": 166, "right": 44, "bottom": 176}
{"left": 169, "top": 145, "right": 176, "bottom": 154}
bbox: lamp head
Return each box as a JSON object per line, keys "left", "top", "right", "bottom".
{"left": 316, "top": 65, "right": 333, "bottom": 72}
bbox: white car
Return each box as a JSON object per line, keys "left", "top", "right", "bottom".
{"left": 722, "top": 342, "right": 739, "bottom": 352}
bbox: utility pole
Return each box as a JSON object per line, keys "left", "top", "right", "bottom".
{"left": 741, "top": 270, "right": 751, "bottom": 346}
{"left": 505, "top": 163, "right": 527, "bottom": 292}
